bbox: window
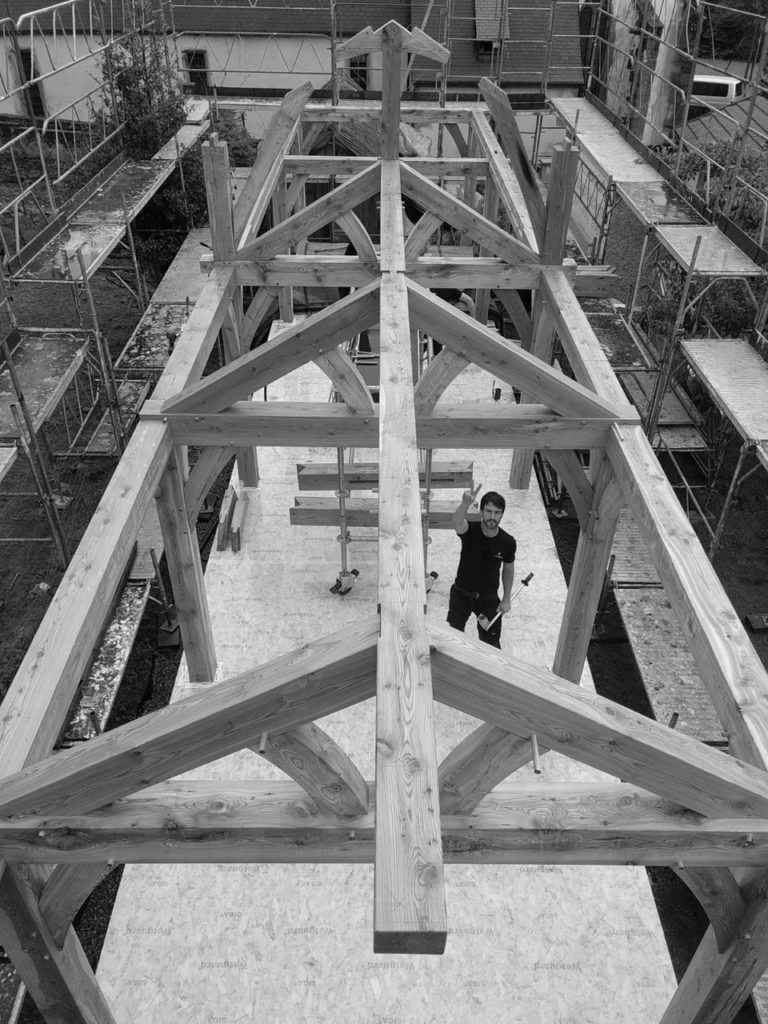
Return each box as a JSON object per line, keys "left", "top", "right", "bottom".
{"left": 183, "top": 50, "right": 210, "bottom": 93}
{"left": 17, "top": 49, "right": 45, "bottom": 119}
{"left": 349, "top": 55, "right": 368, "bottom": 91}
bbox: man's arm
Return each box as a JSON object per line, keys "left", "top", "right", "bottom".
{"left": 498, "top": 560, "right": 515, "bottom": 615}
{"left": 452, "top": 481, "right": 481, "bottom": 535}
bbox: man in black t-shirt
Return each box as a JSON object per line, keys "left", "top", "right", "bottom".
{"left": 447, "top": 484, "right": 516, "bottom": 649}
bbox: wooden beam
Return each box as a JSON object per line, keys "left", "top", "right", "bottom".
{"left": 203, "top": 138, "right": 259, "bottom": 486}
{"left": 542, "top": 451, "right": 593, "bottom": 531}
{"left": 552, "top": 454, "right": 624, "bottom": 684}
{"left": 400, "top": 163, "right": 539, "bottom": 264}
{"left": 659, "top": 899, "right": 768, "bottom": 1024}
{"left": 184, "top": 446, "right": 233, "bottom": 523}
{"left": 290, "top": 496, "right": 480, "bottom": 528}
{"left": 494, "top": 288, "right": 533, "bottom": 344}
{"left": 6, "top": 782, "right": 768, "bottom": 868}
{"left": 154, "top": 401, "right": 621, "bottom": 450}
{"left": 429, "top": 624, "right": 768, "bottom": 819}
{"left": 218, "top": 253, "right": 613, "bottom": 293}
{"left": 40, "top": 863, "right": 114, "bottom": 946}
{"left": 296, "top": 459, "right": 473, "bottom": 491}
{"left": 283, "top": 154, "right": 490, "bottom": 176}
{"left": 413, "top": 348, "right": 470, "bottom": 415}
{"left": 301, "top": 103, "right": 474, "bottom": 125}
{"left": 161, "top": 282, "right": 380, "bottom": 415}
{"left": 607, "top": 423, "right": 768, "bottom": 770}
{"left": 337, "top": 210, "right": 378, "bottom": 264}
{"left": 233, "top": 81, "right": 314, "bottom": 251}
{"left": 335, "top": 20, "right": 449, "bottom": 65}
{"left": 334, "top": 24, "right": 383, "bottom": 59}
{"left": 0, "top": 617, "right": 379, "bottom": 818}
{"left": 241, "top": 285, "right": 279, "bottom": 348}
{"left": 541, "top": 143, "right": 581, "bottom": 264}
{"left": 407, "top": 280, "right": 632, "bottom": 420}
{"left": 237, "top": 162, "right": 381, "bottom": 261}
{"left": 253, "top": 722, "right": 368, "bottom": 818}
{"left": 155, "top": 448, "right": 216, "bottom": 681}
{"left": 0, "top": 865, "right": 117, "bottom": 1023}
{"left": 314, "top": 347, "right": 376, "bottom": 414}
{"left": 673, "top": 866, "right": 747, "bottom": 954}
{"left": 478, "top": 78, "right": 547, "bottom": 249}
{"left": 404, "top": 211, "right": 443, "bottom": 260}
{"left": 380, "top": 23, "right": 404, "bottom": 160}
{"left": 439, "top": 728, "right": 547, "bottom": 813}
{"left": 509, "top": 283, "right": 558, "bottom": 487}
{"left": 469, "top": 109, "right": 539, "bottom": 252}
{"left": 541, "top": 268, "right": 633, "bottom": 410}
{"left": 374, "top": 161, "right": 446, "bottom": 954}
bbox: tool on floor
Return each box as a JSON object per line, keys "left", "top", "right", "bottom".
{"left": 329, "top": 447, "right": 359, "bottom": 595}
{"left": 478, "top": 572, "right": 534, "bottom": 631}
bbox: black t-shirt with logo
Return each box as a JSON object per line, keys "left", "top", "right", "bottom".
{"left": 455, "top": 521, "right": 516, "bottom": 595}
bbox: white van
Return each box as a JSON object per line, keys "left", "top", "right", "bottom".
{"left": 691, "top": 75, "right": 745, "bottom": 108}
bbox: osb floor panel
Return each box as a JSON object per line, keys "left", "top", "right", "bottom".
{"left": 97, "top": 357, "right": 677, "bottom": 1023}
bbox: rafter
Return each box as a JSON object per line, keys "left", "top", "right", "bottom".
{"left": 478, "top": 78, "right": 547, "bottom": 249}
{"left": 0, "top": 617, "right": 379, "bottom": 818}
{"left": 233, "top": 81, "right": 314, "bottom": 252}
{"left": 429, "top": 625, "right": 768, "bottom": 819}
{"left": 407, "top": 280, "right": 632, "bottom": 420}
{"left": 236, "top": 162, "right": 381, "bottom": 261}
{"left": 160, "top": 282, "right": 380, "bottom": 415}
{"left": 400, "top": 163, "right": 539, "bottom": 264}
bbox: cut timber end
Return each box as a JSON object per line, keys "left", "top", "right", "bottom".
{"left": 373, "top": 928, "right": 448, "bottom": 955}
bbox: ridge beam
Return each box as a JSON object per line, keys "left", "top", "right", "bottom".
{"left": 374, "top": 160, "right": 446, "bottom": 954}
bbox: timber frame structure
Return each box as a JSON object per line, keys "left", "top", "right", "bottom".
{"left": 2, "top": 21, "right": 768, "bottom": 1024}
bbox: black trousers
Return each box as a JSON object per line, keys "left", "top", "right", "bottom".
{"left": 447, "top": 583, "right": 502, "bottom": 648}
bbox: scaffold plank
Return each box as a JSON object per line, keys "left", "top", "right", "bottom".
{"left": 0, "top": 329, "right": 89, "bottom": 437}
{"left": 614, "top": 588, "right": 728, "bottom": 745}
{"left": 682, "top": 338, "right": 768, "bottom": 443}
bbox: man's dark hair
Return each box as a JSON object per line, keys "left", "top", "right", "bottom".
{"left": 481, "top": 491, "right": 505, "bottom": 514}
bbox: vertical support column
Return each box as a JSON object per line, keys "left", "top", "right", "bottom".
{"left": 0, "top": 863, "right": 117, "bottom": 1024}
{"left": 552, "top": 453, "right": 623, "bottom": 683}
{"left": 202, "top": 136, "right": 259, "bottom": 486}
{"left": 475, "top": 176, "right": 499, "bottom": 326}
{"left": 155, "top": 447, "right": 216, "bottom": 681}
{"left": 271, "top": 182, "right": 295, "bottom": 323}
{"left": 509, "top": 143, "right": 580, "bottom": 489}
{"left": 380, "top": 25, "right": 404, "bottom": 160}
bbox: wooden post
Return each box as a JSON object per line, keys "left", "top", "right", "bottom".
{"left": 202, "top": 136, "right": 259, "bottom": 486}
{"left": 155, "top": 448, "right": 217, "bottom": 682}
{"left": 509, "top": 144, "right": 580, "bottom": 489}
{"left": 0, "top": 863, "right": 117, "bottom": 1024}
{"left": 552, "top": 453, "right": 623, "bottom": 683}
